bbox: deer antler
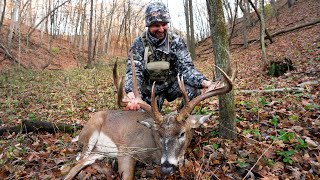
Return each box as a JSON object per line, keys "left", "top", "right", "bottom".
{"left": 176, "top": 65, "right": 236, "bottom": 121}
{"left": 150, "top": 82, "right": 163, "bottom": 125}
{"left": 115, "top": 50, "right": 163, "bottom": 124}
{"left": 113, "top": 58, "right": 119, "bottom": 92}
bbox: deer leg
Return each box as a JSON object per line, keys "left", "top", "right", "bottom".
{"left": 117, "top": 156, "right": 136, "bottom": 180}
{"left": 64, "top": 153, "right": 104, "bottom": 180}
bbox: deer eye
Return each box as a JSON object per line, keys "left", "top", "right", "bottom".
{"left": 179, "top": 132, "right": 185, "bottom": 139}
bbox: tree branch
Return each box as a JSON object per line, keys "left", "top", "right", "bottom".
{"left": 27, "top": 0, "right": 71, "bottom": 38}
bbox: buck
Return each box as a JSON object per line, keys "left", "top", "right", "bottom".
{"left": 64, "top": 56, "right": 235, "bottom": 180}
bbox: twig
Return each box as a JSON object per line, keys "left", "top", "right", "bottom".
{"left": 242, "top": 131, "right": 290, "bottom": 180}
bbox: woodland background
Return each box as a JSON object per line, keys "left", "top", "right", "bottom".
{"left": 0, "top": 0, "right": 319, "bottom": 179}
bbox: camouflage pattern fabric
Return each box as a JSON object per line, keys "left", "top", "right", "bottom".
{"left": 145, "top": 1, "right": 171, "bottom": 27}
{"left": 124, "top": 30, "right": 208, "bottom": 110}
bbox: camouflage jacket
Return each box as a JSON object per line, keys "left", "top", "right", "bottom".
{"left": 124, "top": 30, "right": 207, "bottom": 95}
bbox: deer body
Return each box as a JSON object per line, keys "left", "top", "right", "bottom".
{"left": 64, "top": 56, "right": 235, "bottom": 179}
{"left": 64, "top": 110, "right": 210, "bottom": 180}
{"left": 64, "top": 110, "right": 161, "bottom": 180}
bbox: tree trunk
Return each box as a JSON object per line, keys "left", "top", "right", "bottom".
{"left": 113, "top": 2, "right": 128, "bottom": 57}
{"left": 270, "top": 0, "right": 277, "bottom": 17}
{"left": 206, "top": 0, "right": 236, "bottom": 139}
{"left": 106, "top": 0, "right": 116, "bottom": 54}
{"left": 94, "top": 1, "right": 104, "bottom": 59}
{"left": 247, "top": 0, "right": 273, "bottom": 43}
{"left": 0, "top": 0, "right": 7, "bottom": 30}
{"left": 79, "top": 0, "right": 87, "bottom": 58}
{"left": 19, "top": 0, "right": 31, "bottom": 28}
{"left": 270, "top": 0, "right": 279, "bottom": 24}
{"left": 259, "top": 0, "right": 267, "bottom": 69}
{"left": 72, "top": 0, "right": 83, "bottom": 49}
{"left": 184, "top": 0, "right": 191, "bottom": 49}
{"left": 87, "top": 0, "right": 94, "bottom": 68}
{"left": 8, "top": 0, "right": 20, "bottom": 48}
{"left": 188, "top": 0, "right": 196, "bottom": 61}
{"left": 228, "top": 0, "right": 239, "bottom": 45}
{"left": 222, "top": 0, "right": 232, "bottom": 26}
{"left": 239, "top": 0, "right": 248, "bottom": 48}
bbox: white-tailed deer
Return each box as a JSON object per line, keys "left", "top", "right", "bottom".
{"left": 64, "top": 55, "right": 235, "bottom": 180}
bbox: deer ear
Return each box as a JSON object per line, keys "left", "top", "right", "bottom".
{"left": 138, "top": 118, "right": 156, "bottom": 129}
{"left": 189, "top": 114, "right": 212, "bottom": 128}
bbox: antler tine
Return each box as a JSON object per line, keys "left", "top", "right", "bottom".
{"left": 176, "top": 75, "right": 190, "bottom": 121}
{"left": 116, "top": 50, "right": 152, "bottom": 112}
{"left": 177, "top": 65, "right": 234, "bottom": 120}
{"left": 130, "top": 51, "right": 140, "bottom": 97}
{"left": 117, "top": 76, "right": 152, "bottom": 111}
{"left": 117, "top": 76, "right": 127, "bottom": 107}
{"left": 177, "top": 74, "right": 189, "bottom": 106}
{"left": 151, "top": 82, "right": 163, "bottom": 124}
{"left": 113, "top": 58, "right": 119, "bottom": 92}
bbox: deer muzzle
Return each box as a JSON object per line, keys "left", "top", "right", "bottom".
{"left": 160, "top": 161, "right": 177, "bottom": 175}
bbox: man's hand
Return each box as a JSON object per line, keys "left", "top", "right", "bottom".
{"left": 123, "top": 92, "right": 140, "bottom": 111}
{"left": 201, "top": 80, "right": 222, "bottom": 93}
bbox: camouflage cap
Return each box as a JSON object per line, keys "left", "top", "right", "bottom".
{"left": 145, "top": 1, "right": 171, "bottom": 27}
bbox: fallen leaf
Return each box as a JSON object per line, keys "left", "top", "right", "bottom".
{"left": 60, "top": 164, "right": 71, "bottom": 176}
{"left": 304, "top": 137, "right": 318, "bottom": 148}
{"left": 310, "top": 161, "right": 320, "bottom": 174}
{"left": 271, "top": 162, "right": 284, "bottom": 175}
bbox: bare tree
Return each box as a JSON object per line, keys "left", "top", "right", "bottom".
{"left": 87, "top": 0, "right": 94, "bottom": 68}
{"left": 194, "top": 2, "right": 210, "bottom": 40}
{"left": 0, "top": 0, "right": 6, "bottom": 30}
{"left": 270, "top": 0, "right": 277, "bottom": 17}
{"left": 188, "top": 0, "right": 196, "bottom": 61}
{"left": 93, "top": 1, "right": 104, "bottom": 60}
{"left": 8, "top": 0, "right": 20, "bottom": 48}
{"left": 113, "top": 1, "right": 129, "bottom": 56}
{"left": 227, "top": 0, "right": 239, "bottom": 45}
{"left": 105, "top": 0, "right": 117, "bottom": 54}
{"left": 184, "top": 0, "right": 191, "bottom": 47}
{"left": 270, "top": 0, "right": 279, "bottom": 25}
{"left": 78, "top": 0, "right": 87, "bottom": 52}
{"left": 222, "top": 0, "right": 233, "bottom": 26}
{"left": 72, "top": 0, "right": 83, "bottom": 49}
{"left": 206, "top": 0, "right": 236, "bottom": 139}
{"left": 239, "top": 0, "right": 248, "bottom": 48}
{"left": 27, "top": 0, "right": 71, "bottom": 39}
{"left": 259, "top": 0, "right": 267, "bottom": 69}
{"left": 247, "top": 0, "right": 273, "bottom": 43}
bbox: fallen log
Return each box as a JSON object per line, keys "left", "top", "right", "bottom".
{"left": 0, "top": 120, "right": 82, "bottom": 136}
{"left": 239, "top": 80, "right": 319, "bottom": 94}
{"left": 239, "top": 87, "right": 304, "bottom": 94}
{"left": 231, "top": 18, "right": 320, "bottom": 47}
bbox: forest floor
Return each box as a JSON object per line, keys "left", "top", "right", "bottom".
{"left": 0, "top": 0, "right": 319, "bottom": 179}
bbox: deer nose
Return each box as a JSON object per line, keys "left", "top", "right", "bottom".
{"left": 161, "top": 161, "right": 176, "bottom": 175}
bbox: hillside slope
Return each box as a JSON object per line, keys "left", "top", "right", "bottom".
{"left": 195, "top": 0, "right": 319, "bottom": 90}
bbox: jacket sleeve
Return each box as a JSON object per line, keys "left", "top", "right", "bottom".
{"left": 124, "top": 37, "right": 145, "bottom": 95}
{"left": 173, "top": 36, "right": 207, "bottom": 88}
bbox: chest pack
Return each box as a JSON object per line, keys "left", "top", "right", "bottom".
{"left": 141, "top": 31, "right": 172, "bottom": 82}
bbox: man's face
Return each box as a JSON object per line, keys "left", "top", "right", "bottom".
{"left": 149, "top": 22, "right": 168, "bottom": 40}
